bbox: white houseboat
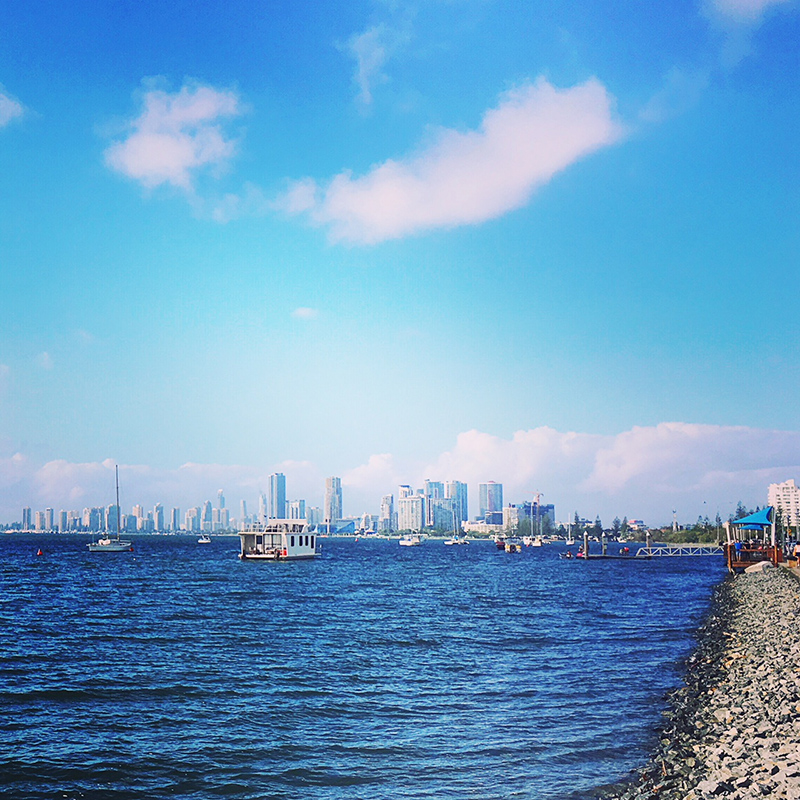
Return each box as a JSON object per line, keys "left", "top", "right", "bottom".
{"left": 239, "top": 520, "right": 318, "bottom": 561}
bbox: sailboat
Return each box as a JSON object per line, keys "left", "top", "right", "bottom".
{"left": 88, "top": 465, "right": 133, "bottom": 552}
{"left": 444, "top": 507, "right": 468, "bottom": 545}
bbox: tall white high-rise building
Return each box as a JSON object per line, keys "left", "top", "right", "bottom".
{"left": 171, "top": 507, "right": 181, "bottom": 532}
{"left": 379, "top": 494, "right": 394, "bottom": 532}
{"left": 288, "top": 499, "right": 306, "bottom": 520}
{"left": 768, "top": 479, "right": 800, "bottom": 527}
{"left": 269, "top": 473, "right": 287, "bottom": 519}
{"left": 324, "top": 477, "right": 342, "bottom": 524}
{"left": 217, "top": 489, "right": 225, "bottom": 510}
{"left": 153, "top": 503, "right": 164, "bottom": 532}
{"left": 258, "top": 492, "right": 268, "bottom": 524}
{"left": 398, "top": 495, "right": 424, "bottom": 532}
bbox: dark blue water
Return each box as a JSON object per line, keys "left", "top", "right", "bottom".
{"left": 0, "top": 535, "right": 725, "bottom": 800}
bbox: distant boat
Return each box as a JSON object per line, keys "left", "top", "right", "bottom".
{"left": 198, "top": 533, "right": 212, "bottom": 544}
{"left": 444, "top": 508, "right": 468, "bottom": 545}
{"left": 88, "top": 465, "right": 133, "bottom": 553}
{"left": 239, "top": 520, "right": 317, "bottom": 561}
{"left": 399, "top": 534, "right": 422, "bottom": 546}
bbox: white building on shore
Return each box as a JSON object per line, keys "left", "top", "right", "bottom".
{"left": 768, "top": 479, "right": 800, "bottom": 526}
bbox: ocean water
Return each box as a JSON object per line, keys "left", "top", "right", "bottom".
{"left": 0, "top": 534, "right": 726, "bottom": 800}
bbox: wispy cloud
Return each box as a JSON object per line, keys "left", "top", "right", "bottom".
{"left": 0, "top": 87, "right": 24, "bottom": 128}
{"left": 4, "top": 423, "right": 798, "bottom": 525}
{"left": 707, "top": 0, "right": 792, "bottom": 24}
{"left": 291, "top": 307, "right": 319, "bottom": 320}
{"left": 104, "top": 81, "right": 243, "bottom": 190}
{"left": 639, "top": 67, "right": 711, "bottom": 124}
{"left": 36, "top": 352, "right": 53, "bottom": 370}
{"left": 344, "top": 24, "right": 392, "bottom": 107}
{"left": 278, "top": 77, "right": 624, "bottom": 244}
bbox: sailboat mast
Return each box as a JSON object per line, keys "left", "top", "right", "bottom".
{"left": 115, "top": 465, "right": 121, "bottom": 540}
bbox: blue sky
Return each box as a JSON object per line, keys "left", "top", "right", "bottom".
{"left": 0, "top": 0, "right": 798, "bottom": 525}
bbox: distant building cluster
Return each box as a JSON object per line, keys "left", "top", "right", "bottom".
{"left": 14, "top": 473, "right": 561, "bottom": 537}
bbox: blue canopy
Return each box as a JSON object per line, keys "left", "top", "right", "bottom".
{"left": 731, "top": 507, "right": 773, "bottom": 528}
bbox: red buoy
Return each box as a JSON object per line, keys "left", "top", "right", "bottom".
{"left": 36, "top": 549, "right": 43, "bottom": 556}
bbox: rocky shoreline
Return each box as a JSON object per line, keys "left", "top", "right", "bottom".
{"left": 598, "top": 564, "right": 800, "bottom": 800}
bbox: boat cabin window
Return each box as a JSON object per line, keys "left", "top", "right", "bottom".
{"left": 310, "top": 536, "right": 315, "bottom": 548}
{"left": 290, "top": 535, "right": 295, "bottom": 547}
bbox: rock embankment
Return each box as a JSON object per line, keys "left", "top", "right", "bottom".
{"left": 601, "top": 565, "right": 800, "bottom": 800}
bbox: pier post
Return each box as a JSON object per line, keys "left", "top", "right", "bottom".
{"left": 602, "top": 533, "right": 607, "bottom": 556}
{"left": 583, "top": 531, "right": 589, "bottom": 558}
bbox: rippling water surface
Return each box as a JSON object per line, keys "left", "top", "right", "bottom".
{"left": 0, "top": 534, "right": 726, "bottom": 800}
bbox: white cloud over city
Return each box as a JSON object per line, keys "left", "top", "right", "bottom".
{"left": 5, "top": 423, "right": 800, "bottom": 526}
{"left": 279, "top": 77, "right": 624, "bottom": 244}
{"left": 104, "top": 81, "right": 242, "bottom": 190}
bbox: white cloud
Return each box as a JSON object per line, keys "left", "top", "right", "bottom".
{"left": 708, "top": 0, "right": 792, "bottom": 23}
{"left": 279, "top": 77, "right": 623, "bottom": 243}
{"left": 0, "top": 89, "right": 24, "bottom": 128}
{"left": 639, "top": 68, "right": 711, "bottom": 124}
{"left": 346, "top": 25, "right": 391, "bottom": 106}
{"left": 104, "top": 81, "right": 242, "bottom": 190}
{"left": 291, "top": 307, "right": 319, "bottom": 320}
{"left": 36, "top": 352, "right": 53, "bottom": 370}
{"left": 4, "top": 423, "right": 800, "bottom": 526}
{"left": 421, "top": 424, "right": 800, "bottom": 524}
{"left": 344, "top": 453, "right": 401, "bottom": 492}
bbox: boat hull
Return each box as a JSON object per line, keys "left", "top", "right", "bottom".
{"left": 88, "top": 541, "right": 133, "bottom": 552}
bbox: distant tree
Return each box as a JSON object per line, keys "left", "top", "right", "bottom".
{"left": 621, "top": 516, "right": 629, "bottom": 535}
{"left": 556, "top": 523, "right": 567, "bottom": 538}
{"left": 593, "top": 516, "right": 603, "bottom": 537}
{"left": 612, "top": 516, "right": 621, "bottom": 536}
{"left": 734, "top": 501, "right": 749, "bottom": 520}
{"left": 542, "top": 516, "right": 554, "bottom": 537}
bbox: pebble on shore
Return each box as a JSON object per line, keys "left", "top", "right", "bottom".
{"left": 599, "top": 565, "right": 800, "bottom": 800}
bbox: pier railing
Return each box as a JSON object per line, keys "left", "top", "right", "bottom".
{"left": 635, "top": 544, "right": 724, "bottom": 558}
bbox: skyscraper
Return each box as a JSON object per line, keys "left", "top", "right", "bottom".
{"left": 379, "top": 494, "right": 394, "bottom": 533}
{"left": 153, "top": 503, "right": 164, "bottom": 532}
{"left": 288, "top": 499, "right": 306, "bottom": 520}
{"left": 269, "top": 473, "right": 287, "bottom": 519}
{"left": 258, "top": 492, "right": 268, "bottom": 524}
{"left": 170, "top": 507, "right": 181, "bottom": 532}
{"left": 397, "top": 494, "right": 424, "bottom": 532}
{"left": 424, "top": 480, "right": 444, "bottom": 527}
{"left": 217, "top": 489, "right": 225, "bottom": 510}
{"left": 324, "top": 477, "right": 342, "bottom": 524}
{"left": 446, "top": 481, "right": 469, "bottom": 527}
{"left": 478, "top": 482, "right": 503, "bottom": 520}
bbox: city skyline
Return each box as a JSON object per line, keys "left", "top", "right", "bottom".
{"left": 1, "top": 1, "right": 798, "bottom": 527}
